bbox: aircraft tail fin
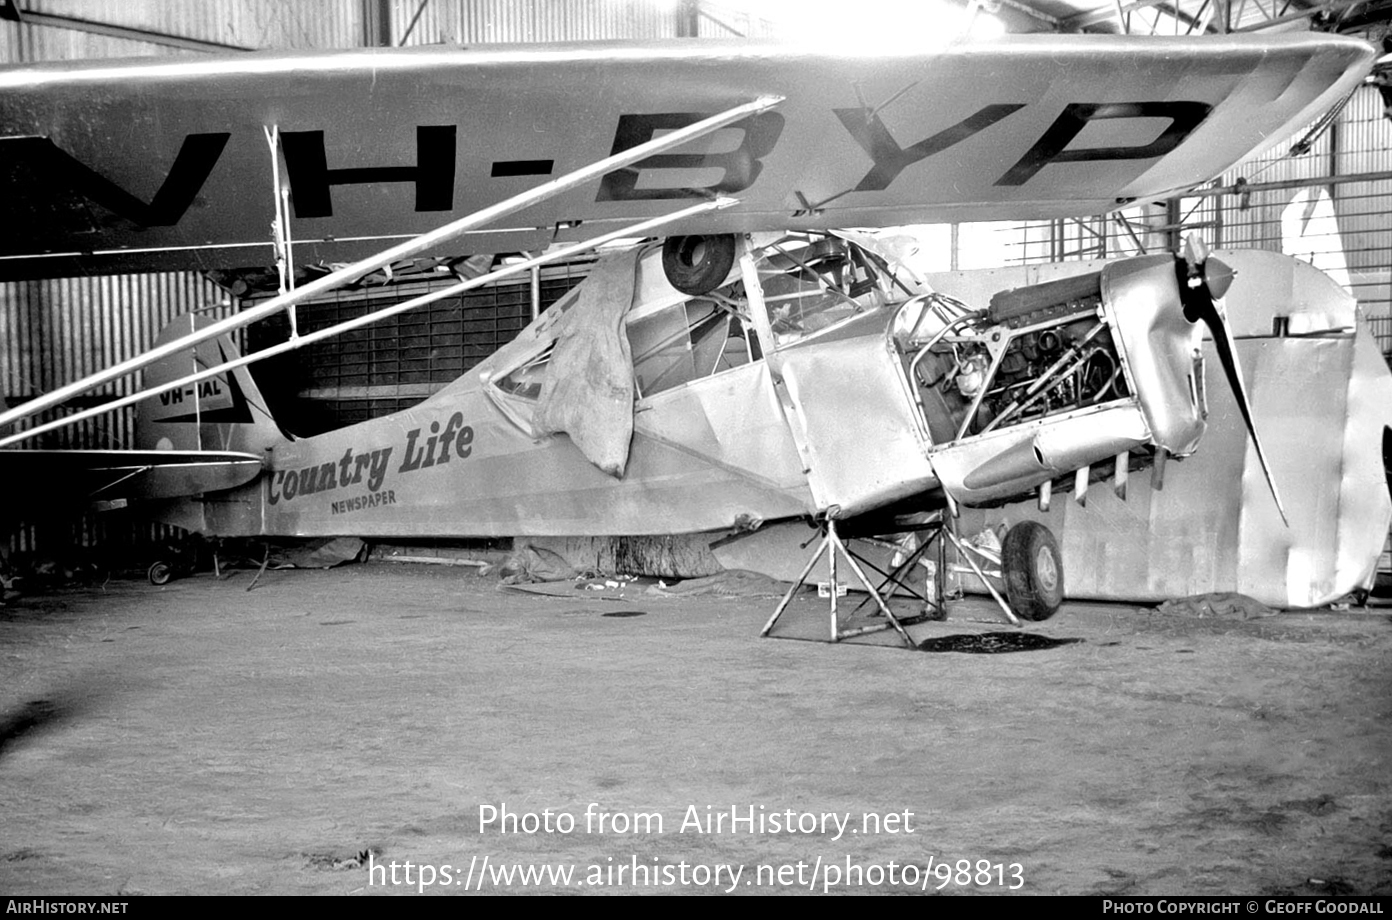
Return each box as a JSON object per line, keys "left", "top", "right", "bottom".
{"left": 135, "top": 313, "right": 284, "bottom": 456}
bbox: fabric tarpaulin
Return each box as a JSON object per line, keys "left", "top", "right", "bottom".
{"left": 533, "top": 249, "right": 639, "bottom": 477}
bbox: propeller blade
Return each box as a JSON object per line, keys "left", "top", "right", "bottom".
{"left": 1184, "top": 234, "right": 1209, "bottom": 269}
{"left": 1181, "top": 252, "right": 1288, "bottom": 526}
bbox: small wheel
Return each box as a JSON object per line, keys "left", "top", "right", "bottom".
{"left": 662, "top": 234, "right": 737, "bottom": 296}
{"left": 147, "top": 561, "right": 173, "bottom": 586}
{"left": 1001, "top": 521, "right": 1063, "bottom": 621}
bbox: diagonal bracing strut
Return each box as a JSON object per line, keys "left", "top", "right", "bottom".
{"left": 0, "top": 94, "right": 783, "bottom": 436}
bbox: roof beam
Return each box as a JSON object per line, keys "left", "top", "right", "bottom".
{"left": 1231, "top": 0, "right": 1369, "bottom": 28}
{"left": 1062, "top": 0, "right": 1372, "bottom": 31}
{"left": 1062, "top": 0, "right": 1210, "bottom": 30}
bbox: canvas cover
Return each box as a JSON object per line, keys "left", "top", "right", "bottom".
{"left": 532, "top": 249, "right": 639, "bottom": 477}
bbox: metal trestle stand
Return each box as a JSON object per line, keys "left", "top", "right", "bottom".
{"left": 759, "top": 517, "right": 919, "bottom": 649}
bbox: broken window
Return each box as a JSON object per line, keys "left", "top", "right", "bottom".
{"left": 753, "top": 234, "right": 891, "bottom": 348}
{"left": 492, "top": 343, "right": 554, "bottom": 400}
{"left": 495, "top": 274, "right": 762, "bottom": 404}
{"left": 626, "top": 282, "right": 761, "bottom": 398}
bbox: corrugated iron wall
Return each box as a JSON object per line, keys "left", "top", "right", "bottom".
{"left": 2, "top": 0, "right": 369, "bottom": 57}
{"left": 694, "top": 2, "right": 779, "bottom": 37}
{"left": 1328, "top": 84, "right": 1392, "bottom": 347}
{"left": 2, "top": 276, "right": 231, "bottom": 450}
{"left": 392, "top": 0, "right": 682, "bottom": 44}
{"left": 386, "top": 0, "right": 779, "bottom": 45}
{"left": 0, "top": 275, "right": 232, "bottom": 556}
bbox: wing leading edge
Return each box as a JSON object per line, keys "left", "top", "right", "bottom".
{"left": 0, "top": 34, "right": 1375, "bottom": 277}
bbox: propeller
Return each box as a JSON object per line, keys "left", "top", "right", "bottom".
{"left": 1179, "top": 236, "right": 1288, "bottom": 526}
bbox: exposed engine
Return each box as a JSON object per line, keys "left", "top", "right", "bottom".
{"left": 897, "top": 271, "right": 1132, "bottom": 439}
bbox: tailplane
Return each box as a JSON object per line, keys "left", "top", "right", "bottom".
{"left": 136, "top": 313, "right": 284, "bottom": 456}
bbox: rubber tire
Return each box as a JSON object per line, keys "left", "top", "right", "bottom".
{"left": 147, "top": 561, "right": 173, "bottom": 586}
{"left": 1000, "top": 521, "right": 1063, "bottom": 621}
{"left": 662, "top": 234, "right": 737, "bottom": 296}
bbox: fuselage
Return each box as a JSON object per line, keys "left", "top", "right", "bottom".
{"left": 144, "top": 232, "right": 1210, "bottom": 538}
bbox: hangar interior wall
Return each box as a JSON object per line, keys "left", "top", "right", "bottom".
{"left": 1, "top": 0, "right": 1389, "bottom": 564}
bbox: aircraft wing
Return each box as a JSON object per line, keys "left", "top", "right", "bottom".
{"left": 0, "top": 449, "right": 263, "bottom": 507}
{"left": 0, "top": 34, "right": 1374, "bottom": 278}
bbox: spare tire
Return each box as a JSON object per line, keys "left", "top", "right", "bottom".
{"left": 1001, "top": 521, "right": 1063, "bottom": 621}
{"left": 662, "top": 235, "right": 737, "bottom": 296}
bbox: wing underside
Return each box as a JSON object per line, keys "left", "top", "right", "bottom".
{"left": 0, "top": 35, "right": 1374, "bottom": 277}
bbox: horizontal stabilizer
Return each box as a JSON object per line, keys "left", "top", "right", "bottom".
{"left": 0, "top": 449, "right": 264, "bottom": 504}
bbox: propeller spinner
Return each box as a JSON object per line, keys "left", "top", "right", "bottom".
{"left": 1179, "top": 236, "right": 1289, "bottom": 526}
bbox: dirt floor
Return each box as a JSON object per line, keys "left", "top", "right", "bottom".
{"left": 0, "top": 561, "right": 1389, "bottom": 896}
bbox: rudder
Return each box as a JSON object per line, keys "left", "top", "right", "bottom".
{"left": 136, "top": 313, "right": 284, "bottom": 456}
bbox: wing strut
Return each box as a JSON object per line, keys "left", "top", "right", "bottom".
{"left": 0, "top": 94, "right": 783, "bottom": 436}
{"left": 0, "top": 197, "right": 736, "bottom": 449}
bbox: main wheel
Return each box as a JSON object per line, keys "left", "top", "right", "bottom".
{"left": 1001, "top": 521, "right": 1063, "bottom": 621}
{"left": 662, "top": 234, "right": 737, "bottom": 296}
{"left": 147, "top": 561, "right": 173, "bottom": 586}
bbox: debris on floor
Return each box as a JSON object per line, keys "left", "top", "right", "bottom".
{"left": 500, "top": 576, "right": 643, "bottom": 600}
{"left": 497, "top": 545, "right": 586, "bottom": 584}
{"left": 643, "top": 569, "right": 790, "bottom": 598}
{"left": 1154, "top": 592, "right": 1276, "bottom": 620}
{"left": 265, "top": 537, "right": 365, "bottom": 569}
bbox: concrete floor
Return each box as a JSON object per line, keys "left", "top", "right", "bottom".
{"left": 1, "top": 562, "right": 1389, "bottom": 895}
